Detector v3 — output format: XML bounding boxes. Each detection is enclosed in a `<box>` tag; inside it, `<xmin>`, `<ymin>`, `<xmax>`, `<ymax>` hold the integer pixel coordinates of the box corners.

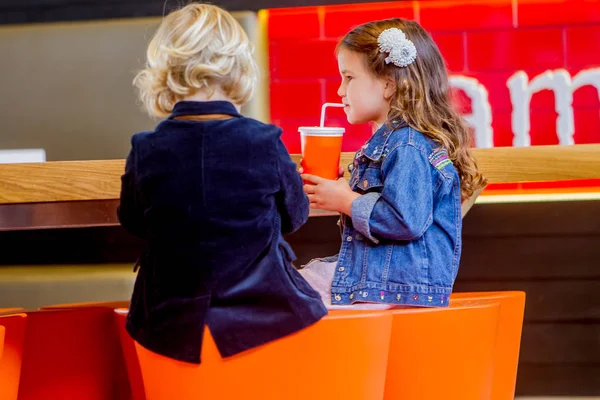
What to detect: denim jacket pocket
<box><xmin>355</xmin><ymin>167</ymin><xmax>384</xmax><ymax>192</ymax></box>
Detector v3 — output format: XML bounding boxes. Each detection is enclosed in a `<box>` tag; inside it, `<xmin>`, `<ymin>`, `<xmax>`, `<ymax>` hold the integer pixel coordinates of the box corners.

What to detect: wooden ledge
<box><xmin>1</xmin><ymin>144</ymin><xmax>600</xmax><ymax>205</ymax></box>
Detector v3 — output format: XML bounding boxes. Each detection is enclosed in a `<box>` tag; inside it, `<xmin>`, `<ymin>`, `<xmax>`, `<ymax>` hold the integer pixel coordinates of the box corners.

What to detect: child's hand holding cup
<box><xmin>299</xmin><ymin>103</ymin><xmax>361</xmax><ymax>214</ymax></box>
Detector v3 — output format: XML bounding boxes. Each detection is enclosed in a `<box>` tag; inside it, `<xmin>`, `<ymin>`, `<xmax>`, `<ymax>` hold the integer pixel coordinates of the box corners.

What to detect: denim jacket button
<box><xmin>346</xmin><ymin>236</ymin><xmax>353</xmax><ymax>242</ymax></box>
<box><xmin>363</xmin><ymin>179</ymin><xmax>368</xmax><ymax>188</ymax></box>
<box><xmin>338</xmin><ymin>266</ymin><xmax>345</xmax><ymax>272</ymax></box>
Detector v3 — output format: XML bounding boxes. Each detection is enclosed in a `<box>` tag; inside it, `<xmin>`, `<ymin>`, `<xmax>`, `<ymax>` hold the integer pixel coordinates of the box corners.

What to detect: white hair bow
<box><xmin>377</xmin><ymin>28</ymin><xmax>417</xmax><ymax>68</ymax></box>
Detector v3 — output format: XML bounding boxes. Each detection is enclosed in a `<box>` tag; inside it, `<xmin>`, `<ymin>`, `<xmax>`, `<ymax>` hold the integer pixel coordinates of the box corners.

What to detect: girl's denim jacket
<box><xmin>328</xmin><ymin>124</ymin><xmax>462</xmax><ymax>307</ymax></box>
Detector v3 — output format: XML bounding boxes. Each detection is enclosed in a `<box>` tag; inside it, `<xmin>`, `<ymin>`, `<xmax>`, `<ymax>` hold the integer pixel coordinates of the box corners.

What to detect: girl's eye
<box><xmin>346</xmin><ymin>76</ymin><xmax>353</xmax><ymax>81</ymax></box>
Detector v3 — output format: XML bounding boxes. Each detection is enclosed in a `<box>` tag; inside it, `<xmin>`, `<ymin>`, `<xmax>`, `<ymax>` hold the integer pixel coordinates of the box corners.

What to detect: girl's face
<box><xmin>336</xmin><ymin>48</ymin><xmax>395</xmax><ymax>127</ymax></box>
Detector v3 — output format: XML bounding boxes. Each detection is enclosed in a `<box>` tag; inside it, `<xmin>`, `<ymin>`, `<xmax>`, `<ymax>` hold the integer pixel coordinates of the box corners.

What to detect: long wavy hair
<box><xmin>337</xmin><ymin>18</ymin><xmax>487</xmax><ymax>200</ymax></box>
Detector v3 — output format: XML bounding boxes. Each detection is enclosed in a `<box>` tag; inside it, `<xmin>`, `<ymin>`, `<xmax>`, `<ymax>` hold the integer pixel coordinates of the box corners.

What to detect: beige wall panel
<box><xmin>0</xmin><ymin>12</ymin><xmax>267</xmax><ymax>161</ymax></box>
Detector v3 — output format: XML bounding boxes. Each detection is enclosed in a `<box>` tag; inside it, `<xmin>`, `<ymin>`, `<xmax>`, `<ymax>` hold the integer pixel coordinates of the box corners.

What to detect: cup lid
<box><xmin>298</xmin><ymin>126</ymin><xmax>345</xmax><ymax>136</ymax></box>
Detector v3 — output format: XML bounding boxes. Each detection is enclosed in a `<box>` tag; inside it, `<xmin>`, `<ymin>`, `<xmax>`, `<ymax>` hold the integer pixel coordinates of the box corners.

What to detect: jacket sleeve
<box><xmin>351</xmin><ymin>144</ymin><xmax>434</xmax><ymax>244</ymax></box>
<box><xmin>275</xmin><ymin>137</ymin><xmax>310</xmax><ymax>234</ymax></box>
<box><xmin>117</xmin><ymin>136</ymin><xmax>147</xmax><ymax>238</ymax></box>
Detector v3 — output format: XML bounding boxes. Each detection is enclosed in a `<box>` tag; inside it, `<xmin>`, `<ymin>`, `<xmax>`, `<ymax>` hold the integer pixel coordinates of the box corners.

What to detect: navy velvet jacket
<box><xmin>118</xmin><ymin>101</ymin><xmax>327</xmax><ymax>363</ymax></box>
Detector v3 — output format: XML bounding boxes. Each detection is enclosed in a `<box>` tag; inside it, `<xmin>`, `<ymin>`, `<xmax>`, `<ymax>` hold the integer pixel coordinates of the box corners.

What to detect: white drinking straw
<box><xmin>320</xmin><ymin>103</ymin><xmax>346</xmax><ymax>127</ymax></box>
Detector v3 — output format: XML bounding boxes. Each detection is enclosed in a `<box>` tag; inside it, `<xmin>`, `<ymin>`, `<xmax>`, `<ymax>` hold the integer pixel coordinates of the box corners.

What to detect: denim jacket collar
<box><xmin>360</xmin><ymin>121</ymin><xmax>406</xmax><ymax>161</ymax></box>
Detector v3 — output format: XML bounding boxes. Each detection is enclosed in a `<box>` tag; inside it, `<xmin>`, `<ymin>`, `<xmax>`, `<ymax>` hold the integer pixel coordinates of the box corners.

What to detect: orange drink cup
<box><xmin>299</xmin><ymin>127</ymin><xmax>345</xmax><ymax>180</ymax></box>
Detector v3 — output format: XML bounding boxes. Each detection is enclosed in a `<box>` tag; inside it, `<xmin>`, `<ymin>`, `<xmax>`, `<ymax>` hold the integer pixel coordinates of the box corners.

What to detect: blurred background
<box><xmin>0</xmin><ymin>0</ymin><xmax>599</xmax><ymax>397</ymax></box>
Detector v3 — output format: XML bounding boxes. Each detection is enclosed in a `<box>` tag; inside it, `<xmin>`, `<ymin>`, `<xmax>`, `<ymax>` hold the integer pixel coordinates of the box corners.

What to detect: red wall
<box><xmin>267</xmin><ymin>0</ymin><xmax>600</xmax><ymax>159</ymax></box>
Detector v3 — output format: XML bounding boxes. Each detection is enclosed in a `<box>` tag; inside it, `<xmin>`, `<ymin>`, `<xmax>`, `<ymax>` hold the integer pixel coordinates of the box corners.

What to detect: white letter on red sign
<box><xmin>449</xmin><ymin>75</ymin><xmax>494</xmax><ymax>148</ymax></box>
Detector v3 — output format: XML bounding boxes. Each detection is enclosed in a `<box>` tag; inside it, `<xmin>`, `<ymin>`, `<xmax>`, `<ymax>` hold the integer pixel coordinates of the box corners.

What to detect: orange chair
<box><xmin>114</xmin><ymin>309</ymin><xmax>146</xmax><ymax>400</ymax></box>
<box><xmin>0</xmin><ymin>326</ymin><xmax>5</xmax><ymax>360</ymax></box>
<box><xmin>0</xmin><ymin>313</ymin><xmax>27</xmax><ymax>400</ymax></box>
<box><xmin>134</xmin><ymin>310</ymin><xmax>393</xmax><ymax>400</ymax></box>
<box><xmin>0</xmin><ymin>308</ymin><xmax>24</xmax><ymax>314</ymax></box>
<box><xmin>450</xmin><ymin>291</ymin><xmax>526</xmax><ymax>400</ymax></box>
<box><xmin>384</xmin><ymin>301</ymin><xmax>500</xmax><ymax>400</ymax></box>
<box><xmin>38</xmin><ymin>302</ymin><xmax>132</xmax><ymax>399</ymax></box>
<box><xmin>41</xmin><ymin>300</ymin><xmax>130</xmax><ymax>310</ymax></box>
<box><xmin>18</xmin><ymin>308</ymin><xmax>129</xmax><ymax>400</ymax></box>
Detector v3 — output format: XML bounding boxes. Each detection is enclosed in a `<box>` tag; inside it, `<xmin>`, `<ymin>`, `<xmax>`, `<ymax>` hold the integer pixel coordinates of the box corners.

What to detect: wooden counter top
<box><xmin>1</xmin><ymin>145</ymin><xmax>599</xmax><ymax>230</ymax></box>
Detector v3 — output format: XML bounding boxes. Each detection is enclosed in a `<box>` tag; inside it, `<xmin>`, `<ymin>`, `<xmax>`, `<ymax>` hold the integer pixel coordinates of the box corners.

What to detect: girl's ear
<box><xmin>383</xmin><ymin>76</ymin><xmax>397</xmax><ymax>100</ymax></box>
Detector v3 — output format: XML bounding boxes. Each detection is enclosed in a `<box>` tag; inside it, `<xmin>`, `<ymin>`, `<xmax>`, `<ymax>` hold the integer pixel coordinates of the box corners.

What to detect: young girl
<box><xmin>118</xmin><ymin>3</ymin><xmax>326</xmax><ymax>364</ymax></box>
<box><xmin>300</xmin><ymin>18</ymin><xmax>487</xmax><ymax>309</ymax></box>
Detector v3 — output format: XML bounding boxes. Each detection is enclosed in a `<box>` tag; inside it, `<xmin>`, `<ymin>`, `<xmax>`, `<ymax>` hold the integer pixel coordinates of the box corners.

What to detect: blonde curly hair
<box><xmin>134</xmin><ymin>3</ymin><xmax>258</xmax><ymax>117</ymax></box>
